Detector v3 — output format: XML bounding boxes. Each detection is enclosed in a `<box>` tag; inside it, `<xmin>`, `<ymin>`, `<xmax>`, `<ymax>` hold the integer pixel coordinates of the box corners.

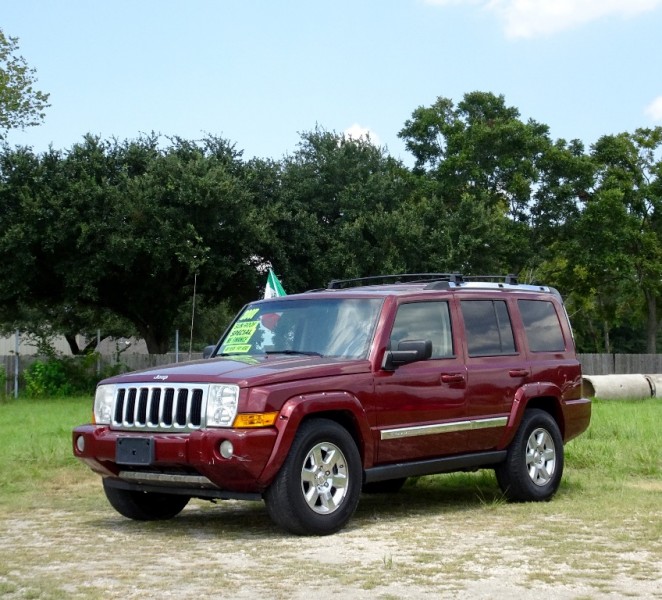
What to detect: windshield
<box><xmin>218</xmin><ymin>298</ymin><xmax>383</xmax><ymax>359</ymax></box>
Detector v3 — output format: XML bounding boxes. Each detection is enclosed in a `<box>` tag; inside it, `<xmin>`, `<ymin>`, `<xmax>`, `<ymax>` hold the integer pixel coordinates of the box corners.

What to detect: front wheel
<box><xmin>264</xmin><ymin>419</ymin><xmax>361</xmax><ymax>535</ymax></box>
<box><xmin>495</xmin><ymin>409</ymin><xmax>564</xmax><ymax>502</ymax></box>
<box><xmin>103</xmin><ymin>479</ymin><xmax>190</xmax><ymax>520</ymax></box>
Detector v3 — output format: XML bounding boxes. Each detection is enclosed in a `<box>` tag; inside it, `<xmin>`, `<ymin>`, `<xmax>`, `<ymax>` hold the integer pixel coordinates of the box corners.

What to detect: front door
<box><xmin>374</xmin><ymin>301</ymin><xmax>469</xmax><ymax>463</ymax></box>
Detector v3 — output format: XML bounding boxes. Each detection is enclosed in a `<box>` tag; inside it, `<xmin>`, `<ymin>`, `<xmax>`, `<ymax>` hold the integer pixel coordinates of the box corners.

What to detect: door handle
<box><xmin>441</xmin><ymin>374</ymin><xmax>465</xmax><ymax>384</ymax></box>
<box><xmin>509</xmin><ymin>369</ymin><xmax>529</xmax><ymax>378</ymax></box>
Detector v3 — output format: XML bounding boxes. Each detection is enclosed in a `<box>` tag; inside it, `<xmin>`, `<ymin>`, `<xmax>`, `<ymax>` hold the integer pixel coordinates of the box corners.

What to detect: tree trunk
<box><xmin>140</xmin><ymin>327</ymin><xmax>171</xmax><ymax>354</ymax></box>
<box><xmin>64</xmin><ymin>333</ymin><xmax>83</xmax><ymax>355</ymax></box>
<box><xmin>603</xmin><ymin>320</ymin><xmax>611</xmax><ymax>354</ymax></box>
<box><xmin>644</xmin><ymin>290</ymin><xmax>657</xmax><ymax>353</ymax></box>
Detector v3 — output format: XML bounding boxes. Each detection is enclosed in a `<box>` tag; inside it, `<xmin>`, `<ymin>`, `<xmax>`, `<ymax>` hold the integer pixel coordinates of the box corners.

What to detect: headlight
<box><xmin>94</xmin><ymin>384</ymin><xmax>116</xmax><ymax>425</ymax></box>
<box><xmin>206</xmin><ymin>384</ymin><xmax>240</xmax><ymax>427</ymax></box>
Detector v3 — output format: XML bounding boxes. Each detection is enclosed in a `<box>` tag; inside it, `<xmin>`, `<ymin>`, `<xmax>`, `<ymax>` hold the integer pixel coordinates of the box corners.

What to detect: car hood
<box><xmin>102</xmin><ymin>354</ymin><xmax>372</xmax><ymax>388</ymax></box>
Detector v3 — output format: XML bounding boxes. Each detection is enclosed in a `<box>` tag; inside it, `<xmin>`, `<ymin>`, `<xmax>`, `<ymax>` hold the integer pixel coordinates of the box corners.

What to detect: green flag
<box><xmin>264</xmin><ymin>268</ymin><xmax>286</xmax><ymax>299</ymax></box>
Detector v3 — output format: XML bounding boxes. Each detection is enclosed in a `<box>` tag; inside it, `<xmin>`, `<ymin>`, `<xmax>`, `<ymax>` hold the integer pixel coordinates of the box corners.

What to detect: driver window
<box><xmin>390</xmin><ymin>302</ymin><xmax>453</xmax><ymax>358</ymax></box>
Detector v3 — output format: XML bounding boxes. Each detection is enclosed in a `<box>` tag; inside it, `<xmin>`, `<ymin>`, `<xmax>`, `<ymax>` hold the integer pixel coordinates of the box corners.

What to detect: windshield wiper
<box><xmin>265</xmin><ymin>350</ymin><xmax>323</xmax><ymax>357</ymax></box>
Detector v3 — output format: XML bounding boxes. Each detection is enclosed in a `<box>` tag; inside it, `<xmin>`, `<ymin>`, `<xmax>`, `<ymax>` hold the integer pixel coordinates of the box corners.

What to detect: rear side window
<box><xmin>461</xmin><ymin>300</ymin><xmax>516</xmax><ymax>356</ymax></box>
<box><xmin>390</xmin><ymin>301</ymin><xmax>453</xmax><ymax>358</ymax></box>
<box><xmin>518</xmin><ymin>300</ymin><xmax>566</xmax><ymax>352</ymax></box>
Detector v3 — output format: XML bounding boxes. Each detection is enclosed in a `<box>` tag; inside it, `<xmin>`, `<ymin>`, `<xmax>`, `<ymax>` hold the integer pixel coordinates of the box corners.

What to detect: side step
<box><xmin>363</xmin><ymin>451</ymin><xmax>507</xmax><ymax>484</ymax></box>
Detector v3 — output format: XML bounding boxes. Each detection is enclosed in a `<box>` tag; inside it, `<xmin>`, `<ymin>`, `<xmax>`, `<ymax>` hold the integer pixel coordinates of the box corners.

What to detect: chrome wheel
<box><xmin>495</xmin><ymin>409</ymin><xmax>564</xmax><ymax>502</ymax></box>
<box><xmin>300</xmin><ymin>441</ymin><xmax>349</xmax><ymax>514</ymax></box>
<box><xmin>526</xmin><ymin>427</ymin><xmax>556</xmax><ymax>486</ymax></box>
<box><xmin>265</xmin><ymin>419</ymin><xmax>361</xmax><ymax>534</ymax></box>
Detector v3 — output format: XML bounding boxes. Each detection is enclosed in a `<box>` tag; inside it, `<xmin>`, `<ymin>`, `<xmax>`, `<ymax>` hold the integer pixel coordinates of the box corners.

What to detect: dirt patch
<box><xmin>1</xmin><ymin>483</ymin><xmax>661</xmax><ymax>599</ymax></box>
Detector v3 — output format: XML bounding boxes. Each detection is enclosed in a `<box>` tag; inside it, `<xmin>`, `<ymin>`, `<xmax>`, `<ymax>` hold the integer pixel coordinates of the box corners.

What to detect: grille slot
<box><xmin>111</xmin><ymin>384</ymin><xmax>206</xmax><ymax>432</ymax></box>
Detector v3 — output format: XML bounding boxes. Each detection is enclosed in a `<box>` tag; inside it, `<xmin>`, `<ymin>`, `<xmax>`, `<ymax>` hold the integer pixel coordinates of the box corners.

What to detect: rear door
<box><xmin>458</xmin><ymin>296</ymin><xmax>530</xmax><ymax>451</ymax></box>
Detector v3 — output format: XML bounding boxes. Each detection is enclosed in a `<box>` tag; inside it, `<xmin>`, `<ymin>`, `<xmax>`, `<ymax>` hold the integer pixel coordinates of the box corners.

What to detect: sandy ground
<box><xmin>1</xmin><ymin>480</ymin><xmax>661</xmax><ymax>600</ymax></box>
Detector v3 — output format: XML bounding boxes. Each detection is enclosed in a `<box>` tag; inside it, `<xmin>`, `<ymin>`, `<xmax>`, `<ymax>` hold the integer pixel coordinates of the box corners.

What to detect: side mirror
<box><xmin>382</xmin><ymin>339</ymin><xmax>432</xmax><ymax>371</ymax></box>
<box><xmin>203</xmin><ymin>345</ymin><xmax>216</xmax><ymax>359</ymax></box>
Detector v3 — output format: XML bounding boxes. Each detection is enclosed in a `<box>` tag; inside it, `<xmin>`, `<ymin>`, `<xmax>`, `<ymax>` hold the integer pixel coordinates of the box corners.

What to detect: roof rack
<box><xmin>457</xmin><ymin>274</ymin><xmax>519</xmax><ymax>285</ymax></box>
<box><xmin>327</xmin><ymin>273</ymin><xmax>519</xmax><ymax>290</ymax></box>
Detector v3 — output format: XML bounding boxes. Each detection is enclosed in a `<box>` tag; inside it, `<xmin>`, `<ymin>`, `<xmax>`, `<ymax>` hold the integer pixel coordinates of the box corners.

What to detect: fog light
<box><xmin>75</xmin><ymin>435</ymin><xmax>85</xmax><ymax>453</ymax></box>
<box><xmin>219</xmin><ymin>440</ymin><xmax>234</xmax><ymax>459</ymax></box>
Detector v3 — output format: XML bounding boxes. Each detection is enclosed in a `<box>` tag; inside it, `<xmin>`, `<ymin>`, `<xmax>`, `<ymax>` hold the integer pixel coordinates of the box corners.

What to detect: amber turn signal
<box><xmin>233</xmin><ymin>412</ymin><xmax>278</xmax><ymax>428</ymax></box>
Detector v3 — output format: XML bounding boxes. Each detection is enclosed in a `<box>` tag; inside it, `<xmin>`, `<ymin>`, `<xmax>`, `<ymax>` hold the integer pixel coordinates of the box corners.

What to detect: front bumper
<box><xmin>72</xmin><ymin>424</ymin><xmax>279</xmax><ymax>495</ymax></box>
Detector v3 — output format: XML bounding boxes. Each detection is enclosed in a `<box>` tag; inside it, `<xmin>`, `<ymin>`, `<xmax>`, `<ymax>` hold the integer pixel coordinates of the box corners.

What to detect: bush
<box><xmin>0</xmin><ymin>365</ymin><xmax>7</xmax><ymax>397</ymax></box>
<box><xmin>22</xmin><ymin>354</ymin><xmax>122</xmax><ymax>398</ymax></box>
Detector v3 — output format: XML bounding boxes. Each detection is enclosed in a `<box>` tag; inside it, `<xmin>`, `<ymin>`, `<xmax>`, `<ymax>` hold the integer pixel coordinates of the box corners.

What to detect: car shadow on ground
<box><xmin>84</xmin><ymin>473</ymin><xmax>507</xmax><ymax>539</ymax></box>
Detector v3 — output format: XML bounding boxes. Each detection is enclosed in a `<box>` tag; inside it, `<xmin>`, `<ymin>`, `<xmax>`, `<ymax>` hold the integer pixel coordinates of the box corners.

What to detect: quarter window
<box><xmin>461</xmin><ymin>300</ymin><xmax>516</xmax><ymax>356</ymax></box>
<box><xmin>518</xmin><ymin>300</ymin><xmax>566</xmax><ymax>352</ymax></box>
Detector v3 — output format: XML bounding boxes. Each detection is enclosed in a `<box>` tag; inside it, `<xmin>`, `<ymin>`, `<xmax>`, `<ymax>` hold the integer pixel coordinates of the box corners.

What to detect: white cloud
<box><xmin>344</xmin><ymin>124</ymin><xmax>381</xmax><ymax>145</ymax></box>
<box><xmin>424</xmin><ymin>0</ymin><xmax>662</xmax><ymax>39</ymax></box>
<box><xmin>645</xmin><ymin>96</ymin><xmax>662</xmax><ymax>121</ymax></box>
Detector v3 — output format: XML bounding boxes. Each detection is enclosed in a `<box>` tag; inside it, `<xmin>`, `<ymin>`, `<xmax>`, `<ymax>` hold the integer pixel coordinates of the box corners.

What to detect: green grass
<box><xmin>0</xmin><ymin>396</ymin><xmax>93</xmax><ymax>506</ymax></box>
<box><xmin>0</xmin><ymin>396</ymin><xmax>660</xmax><ymax>599</ymax></box>
<box><xmin>1</xmin><ymin>396</ymin><xmax>660</xmax><ymax>505</ymax></box>
<box><xmin>566</xmin><ymin>398</ymin><xmax>661</xmax><ymax>478</ymax></box>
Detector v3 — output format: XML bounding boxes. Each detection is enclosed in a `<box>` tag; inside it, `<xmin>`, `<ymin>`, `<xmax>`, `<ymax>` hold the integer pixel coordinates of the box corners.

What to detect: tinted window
<box><xmin>518</xmin><ymin>300</ymin><xmax>566</xmax><ymax>352</ymax></box>
<box><xmin>390</xmin><ymin>302</ymin><xmax>453</xmax><ymax>358</ymax></box>
<box><xmin>461</xmin><ymin>300</ymin><xmax>516</xmax><ymax>356</ymax></box>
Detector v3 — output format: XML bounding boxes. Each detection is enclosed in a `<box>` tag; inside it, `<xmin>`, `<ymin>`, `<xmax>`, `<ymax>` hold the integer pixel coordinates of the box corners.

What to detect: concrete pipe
<box><xmin>582</xmin><ymin>374</ymin><xmax>653</xmax><ymax>400</ymax></box>
<box><xmin>644</xmin><ymin>375</ymin><xmax>662</xmax><ymax>397</ymax></box>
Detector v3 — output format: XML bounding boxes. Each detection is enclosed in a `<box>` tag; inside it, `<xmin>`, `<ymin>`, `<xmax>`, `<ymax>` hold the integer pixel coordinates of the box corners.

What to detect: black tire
<box><xmin>102</xmin><ymin>479</ymin><xmax>190</xmax><ymax>521</ymax></box>
<box><xmin>362</xmin><ymin>478</ymin><xmax>407</xmax><ymax>494</ymax></box>
<box><xmin>264</xmin><ymin>419</ymin><xmax>362</xmax><ymax>536</ymax></box>
<box><xmin>495</xmin><ymin>409</ymin><xmax>564</xmax><ymax>502</ymax></box>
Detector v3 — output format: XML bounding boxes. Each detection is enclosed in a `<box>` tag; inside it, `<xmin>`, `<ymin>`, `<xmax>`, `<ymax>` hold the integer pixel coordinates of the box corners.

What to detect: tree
<box><xmin>264</xmin><ymin>128</ymin><xmax>416</xmax><ymax>290</ymax></box>
<box><xmin>0</xmin><ymin>28</ymin><xmax>49</xmax><ymax>138</ymax></box>
<box><xmin>398</xmin><ymin>92</ymin><xmax>556</xmax><ymax>274</ymax></box>
<box><xmin>0</xmin><ymin>135</ymin><xmax>267</xmax><ymax>353</ymax></box>
<box><xmin>538</xmin><ymin>128</ymin><xmax>662</xmax><ymax>352</ymax></box>
<box><xmin>591</xmin><ymin>128</ymin><xmax>662</xmax><ymax>352</ymax></box>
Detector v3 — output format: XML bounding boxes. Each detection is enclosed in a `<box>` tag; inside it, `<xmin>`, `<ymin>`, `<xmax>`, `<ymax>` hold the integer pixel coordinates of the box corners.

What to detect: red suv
<box><xmin>73</xmin><ymin>274</ymin><xmax>591</xmax><ymax>535</ymax></box>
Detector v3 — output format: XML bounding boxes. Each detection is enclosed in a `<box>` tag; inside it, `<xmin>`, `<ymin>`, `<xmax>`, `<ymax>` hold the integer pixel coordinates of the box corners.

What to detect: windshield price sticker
<box><xmin>223</xmin><ymin>320</ymin><xmax>260</xmax><ymax>352</ymax></box>
<box><xmin>225</xmin><ymin>320</ymin><xmax>259</xmax><ymax>342</ymax></box>
<box><xmin>222</xmin><ymin>344</ymin><xmax>252</xmax><ymax>354</ymax></box>
<box><xmin>240</xmin><ymin>308</ymin><xmax>260</xmax><ymax>321</ymax></box>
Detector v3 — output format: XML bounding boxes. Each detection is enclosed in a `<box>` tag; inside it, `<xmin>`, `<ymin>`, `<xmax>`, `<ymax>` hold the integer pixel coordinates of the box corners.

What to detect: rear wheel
<box><xmin>264</xmin><ymin>419</ymin><xmax>361</xmax><ymax>535</ymax></box>
<box><xmin>103</xmin><ymin>479</ymin><xmax>190</xmax><ymax>520</ymax></box>
<box><xmin>495</xmin><ymin>409</ymin><xmax>564</xmax><ymax>502</ymax></box>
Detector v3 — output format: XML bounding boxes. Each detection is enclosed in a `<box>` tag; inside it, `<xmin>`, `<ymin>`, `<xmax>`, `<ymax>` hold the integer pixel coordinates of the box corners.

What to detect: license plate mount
<box><xmin>116</xmin><ymin>437</ymin><xmax>154</xmax><ymax>466</ymax></box>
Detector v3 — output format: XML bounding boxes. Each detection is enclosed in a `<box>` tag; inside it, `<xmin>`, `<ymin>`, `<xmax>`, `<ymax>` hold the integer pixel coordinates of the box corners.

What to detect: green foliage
<box><xmin>268</xmin><ymin>128</ymin><xmax>416</xmax><ymax>290</ymax></box>
<box><xmin>1</xmin><ymin>91</ymin><xmax>662</xmax><ymax>353</ymax></box>
<box><xmin>24</xmin><ymin>360</ymin><xmax>73</xmax><ymax>397</ymax></box>
<box><xmin>22</xmin><ymin>354</ymin><xmax>118</xmax><ymax>398</ymax></box>
<box><xmin>0</xmin><ymin>135</ymin><xmax>266</xmax><ymax>352</ymax></box>
<box><xmin>398</xmin><ymin>92</ymin><xmax>559</xmax><ymax>274</ymax></box>
<box><xmin>0</xmin><ymin>28</ymin><xmax>50</xmax><ymax>138</ymax></box>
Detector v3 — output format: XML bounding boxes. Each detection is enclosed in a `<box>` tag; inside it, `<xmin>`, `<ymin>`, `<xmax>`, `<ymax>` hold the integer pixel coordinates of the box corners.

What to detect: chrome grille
<box><xmin>111</xmin><ymin>384</ymin><xmax>206</xmax><ymax>432</ymax></box>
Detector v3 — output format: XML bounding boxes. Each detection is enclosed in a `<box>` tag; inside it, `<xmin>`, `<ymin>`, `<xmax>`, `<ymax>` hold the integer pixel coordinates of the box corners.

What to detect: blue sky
<box><xmin>3</xmin><ymin>0</ymin><xmax>662</xmax><ymax>164</ymax></box>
